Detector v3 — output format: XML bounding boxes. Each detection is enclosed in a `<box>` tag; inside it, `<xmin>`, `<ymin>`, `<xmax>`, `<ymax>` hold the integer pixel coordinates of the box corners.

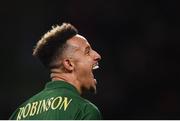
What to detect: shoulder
<box><xmin>78</xmin><ymin>99</ymin><xmax>102</xmax><ymax>120</ymax></box>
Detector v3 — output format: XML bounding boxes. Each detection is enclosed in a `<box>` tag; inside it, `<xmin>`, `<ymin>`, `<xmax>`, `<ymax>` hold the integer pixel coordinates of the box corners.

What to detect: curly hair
<box><xmin>33</xmin><ymin>23</ymin><xmax>78</xmax><ymax>68</ymax></box>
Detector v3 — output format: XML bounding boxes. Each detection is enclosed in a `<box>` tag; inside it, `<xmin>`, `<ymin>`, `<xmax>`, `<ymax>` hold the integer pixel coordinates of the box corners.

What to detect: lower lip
<box><xmin>94</xmin><ymin>79</ymin><xmax>97</xmax><ymax>84</ymax></box>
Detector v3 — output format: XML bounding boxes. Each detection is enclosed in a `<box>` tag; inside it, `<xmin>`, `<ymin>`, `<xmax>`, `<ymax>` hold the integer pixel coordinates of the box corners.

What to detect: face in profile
<box><xmin>67</xmin><ymin>34</ymin><xmax>101</xmax><ymax>93</ymax></box>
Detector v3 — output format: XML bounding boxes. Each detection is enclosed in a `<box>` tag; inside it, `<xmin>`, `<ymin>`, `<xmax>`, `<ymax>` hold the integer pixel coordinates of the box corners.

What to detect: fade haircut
<box><xmin>33</xmin><ymin>23</ymin><xmax>78</xmax><ymax>68</ymax></box>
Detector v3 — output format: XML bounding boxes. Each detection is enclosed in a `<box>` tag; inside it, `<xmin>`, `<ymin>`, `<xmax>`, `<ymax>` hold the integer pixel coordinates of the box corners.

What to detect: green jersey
<box><xmin>9</xmin><ymin>80</ymin><xmax>102</xmax><ymax>120</ymax></box>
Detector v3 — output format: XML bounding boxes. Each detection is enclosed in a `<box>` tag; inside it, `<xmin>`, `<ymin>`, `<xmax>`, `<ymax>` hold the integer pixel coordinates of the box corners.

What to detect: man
<box><xmin>9</xmin><ymin>23</ymin><xmax>102</xmax><ymax>120</ymax></box>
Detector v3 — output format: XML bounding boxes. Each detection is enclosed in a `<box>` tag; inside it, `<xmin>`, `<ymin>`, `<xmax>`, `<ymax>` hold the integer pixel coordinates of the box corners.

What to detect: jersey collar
<box><xmin>45</xmin><ymin>80</ymin><xmax>80</xmax><ymax>96</ymax></box>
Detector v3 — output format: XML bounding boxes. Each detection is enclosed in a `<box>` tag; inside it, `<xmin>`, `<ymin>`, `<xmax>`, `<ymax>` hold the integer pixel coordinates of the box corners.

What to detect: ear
<box><xmin>62</xmin><ymin>58</ymin><xmax>74</xmax><ymax>72</ymax></box>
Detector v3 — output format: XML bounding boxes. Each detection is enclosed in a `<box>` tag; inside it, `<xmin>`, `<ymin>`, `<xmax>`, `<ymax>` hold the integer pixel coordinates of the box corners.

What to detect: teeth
<box><xmin>93</xmin><ymin>63</ymin><xmax>99</xmax><ymax>70</ymax></box>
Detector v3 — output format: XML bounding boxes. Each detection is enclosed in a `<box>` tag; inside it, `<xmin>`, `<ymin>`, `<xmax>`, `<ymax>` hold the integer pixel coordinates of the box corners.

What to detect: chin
<box><xmin>89</xmin><ymin>83</ymin><xmax>97</xmax><ymax>94</ymax></box>
<box><xmin>82</xmin><ymin>84</ymin><xmax>96</xmax><ymax>94</ymax></box>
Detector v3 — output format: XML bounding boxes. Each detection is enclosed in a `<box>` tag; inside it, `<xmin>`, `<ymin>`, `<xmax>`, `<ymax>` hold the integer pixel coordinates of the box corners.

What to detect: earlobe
<box><xmin>63</xmin><ymin>59</ymin><xmax>74</xmax><ymax>72</ymax></box>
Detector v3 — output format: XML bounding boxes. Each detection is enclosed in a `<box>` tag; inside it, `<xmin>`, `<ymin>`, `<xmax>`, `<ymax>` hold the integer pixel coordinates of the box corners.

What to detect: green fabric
<box><xmin>9</xmin><ymin>81</ymin><xmax>102</xmax><ymax>120</ymax></box>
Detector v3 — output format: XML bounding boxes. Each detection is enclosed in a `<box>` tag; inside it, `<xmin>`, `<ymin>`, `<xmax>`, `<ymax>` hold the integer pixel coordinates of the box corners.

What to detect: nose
<box><xmin>93</xmin><ymin>50</ymin><xmax>101</xmax><ymax>61</ymax></box>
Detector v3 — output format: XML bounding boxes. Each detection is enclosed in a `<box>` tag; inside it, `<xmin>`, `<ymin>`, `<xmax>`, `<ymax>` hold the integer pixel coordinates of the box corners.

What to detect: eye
<box><xmin>85</xmin><ymin>49</ymin><xmax>90</xmax><ymax>55</ymax></box>
<box><xmin>85</xmin><ymin>47</ymin><xmax>91</xmax><ymax>55</ymax></box>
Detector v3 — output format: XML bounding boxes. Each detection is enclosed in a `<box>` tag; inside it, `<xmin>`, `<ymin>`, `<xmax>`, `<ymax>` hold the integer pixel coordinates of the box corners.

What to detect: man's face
<box><xmin>67</xmin><ymin>34</ymin><xmax>101</xmax><ymax>93</ymax></box>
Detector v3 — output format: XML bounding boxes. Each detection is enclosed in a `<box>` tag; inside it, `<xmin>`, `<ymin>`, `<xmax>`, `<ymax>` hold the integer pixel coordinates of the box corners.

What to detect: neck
<box><xmin>50</xmin><ymin>72</ymin><xmax>82</xmax><ymax>94</ymax></box>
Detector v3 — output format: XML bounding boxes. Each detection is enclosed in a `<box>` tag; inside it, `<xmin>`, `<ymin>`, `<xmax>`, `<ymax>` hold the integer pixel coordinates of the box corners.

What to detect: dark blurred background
<box><xmin>1</xmin><ymin>0</ymin><xmax>180</xmax><ymax>119</ymax></box>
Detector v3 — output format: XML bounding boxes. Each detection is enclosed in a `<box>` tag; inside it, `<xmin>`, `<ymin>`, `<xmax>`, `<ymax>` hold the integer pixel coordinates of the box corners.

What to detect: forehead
<box><xmin>67</xmin><ymin>34</ymin><xmax>90</xmax><ymax>48</ymax></box>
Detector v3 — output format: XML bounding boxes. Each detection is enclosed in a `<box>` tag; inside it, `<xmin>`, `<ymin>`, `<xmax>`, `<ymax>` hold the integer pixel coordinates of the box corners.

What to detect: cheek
<box><xmin>77</xmin><ymin>58</ymin><xmax>91</xmax><ymax>69</ymax></box>
<box><xmin>77</xmin><ymin>62</ymin><xmax>91</xmax><ymax>74</ymax></box>
<box><xmin>75</xmin><ymin>61</ymin><xmax>92</xmax><ymax>78</ymax></box>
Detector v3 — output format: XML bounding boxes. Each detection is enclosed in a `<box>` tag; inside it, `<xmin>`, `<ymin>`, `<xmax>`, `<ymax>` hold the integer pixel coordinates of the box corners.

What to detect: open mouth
<box><xmin>92</xmin><ymin>63</ymin><xmax>99</xmax><ymax>82</ymax></box>
<box><xmin>92</xmin><ymin>63</ymin><xmax>99</xmax><ymax>70</ymax></box>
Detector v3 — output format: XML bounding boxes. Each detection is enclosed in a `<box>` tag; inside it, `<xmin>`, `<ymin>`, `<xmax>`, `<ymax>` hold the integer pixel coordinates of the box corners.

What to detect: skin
<box><xmin>50</xmin><ymin>34</ymin><xmax>101</xmax><ymax>94</ymax></box>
